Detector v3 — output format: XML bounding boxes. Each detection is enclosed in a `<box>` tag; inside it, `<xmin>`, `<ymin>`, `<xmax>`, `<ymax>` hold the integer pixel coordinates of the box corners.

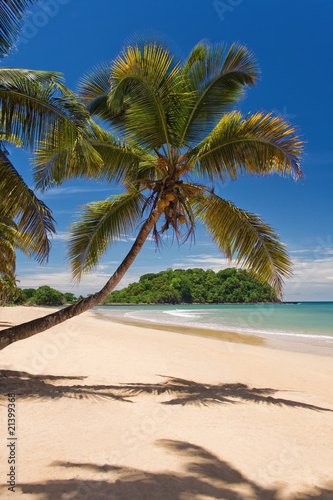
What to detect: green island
<box><xmin>104</xmin><ymin>267</ymin><xmax>278</xmax><ymax>305</ymax></box>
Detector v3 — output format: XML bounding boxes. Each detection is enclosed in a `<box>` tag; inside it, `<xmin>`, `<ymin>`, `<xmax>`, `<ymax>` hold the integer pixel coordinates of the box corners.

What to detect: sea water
<box><xmin>94</xmin><ymin>302</ymin><xmax>333</xmax><ymax>342</ymax></box>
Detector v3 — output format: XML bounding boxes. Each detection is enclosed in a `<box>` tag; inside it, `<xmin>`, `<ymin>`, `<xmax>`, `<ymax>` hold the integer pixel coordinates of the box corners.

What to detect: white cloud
<box><xmin>50</xmin><ymin>231</ymin><xmax>69</xmax><ymax>241</ymax></box>
<box><xmin>290</xmin><ymin>256</ymin><xmax>333</xmax><ymax>283</ymax></box>
<box><xmin>34</xmin><ymin>186</ymin><xmax>111</xmax><ymax>198</ymax></box>
<box><xmin>173</xmin><ymin>254</ymin><xmax>238</xmax><ymax>271</ymax></box>
<box><xmin>290</xmin><ymin>248</ymin><xmax>333</xmax><ymax>256</ymax></box>
<box><xmin>48</xmin><ymin>232</ymin><xmax>137</xmax><ymax>244</ymax></box>
<box><xmin>115</xmin><ymin>235</ymin><xmax>137</xmax><ymax>242</ymax></box>
<box><xmin>289</xmin><ymin>236</ymin><xmax>333</xmax><ymax>256</ymax></box>
<box><xmin>289</xmin><ymin>249</ymin><xmax>312</xmax><ymax>254</ymax></box>
<box><xmin>277</xmin><ymin>254</ymin><xmax>333</xmax><ymax>300</ymax></box>
<box><xmin>19</xmin><ymin>269</ymin><xmax>109</xmax><ymax>294</ymax></box>
<box><xmin>18</xmin><ymin>264</ymin><xmax>142</xmax><ymax>295</ymax></box>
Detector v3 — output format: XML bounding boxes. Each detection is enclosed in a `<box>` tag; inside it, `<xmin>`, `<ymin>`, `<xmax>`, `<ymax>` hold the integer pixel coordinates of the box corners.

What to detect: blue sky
<box><xmin>4</xmin><ymin>0</ymin><xmax>333</xmax><ymax>300</ymax></box>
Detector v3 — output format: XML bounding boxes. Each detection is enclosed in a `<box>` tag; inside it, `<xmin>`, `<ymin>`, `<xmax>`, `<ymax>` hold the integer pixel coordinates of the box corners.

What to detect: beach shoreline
<box><xmin>93</xmin><ymin>307</ymin><xmax>333</xmax><ymax>357</ymax></box>
<box><xmin>2</xmin><ymin>303</ymin><xmax>333</xmax><ymax>357</ymax></box>
<box><xmin>0</xmin><ymin>306</ymin><xmax>332</xmax><ymax>499</ymax></box>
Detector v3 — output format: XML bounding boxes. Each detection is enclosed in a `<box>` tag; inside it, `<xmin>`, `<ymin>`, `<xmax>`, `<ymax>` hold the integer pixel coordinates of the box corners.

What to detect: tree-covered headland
<box><xmin>104</xmin><ymin>268</ymin><xmax>278</xmax><ymax>304</ymax></box>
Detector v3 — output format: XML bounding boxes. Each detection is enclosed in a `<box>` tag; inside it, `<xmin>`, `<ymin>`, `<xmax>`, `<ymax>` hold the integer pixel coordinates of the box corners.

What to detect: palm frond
<box><xmin>0</xmin><ymin>150</ymin><xmax>55</xmax><ymax>262</ymax></box>
<box><xmin>0</xmin><ymin>213</ymin><xmax>36</xmax><ymax>278</ymax></box>
<box><xmin>0</xmin><ymin>216</ymin><xmax>33</xmax><ymax>256</ymax></box>
<box><xmin>0</xmin><ymin>227</ymin><xmax>16</xmax><ymax>278</ymax></box>
<box><xmin>178</xmin><ymin>42</ymin><xmax>259</xmax><ymax>147</ymax></box>
<box><xmin>192</xmin><ymin>193</ymin><xmax>292</xmax><ymax>295</ymax></box>
<box><xmin>32</xmin><ymin>121</ymin><xmax>104</xmax><ymax>191</ymax></box>
<box><xmin>77</xmin><ymin>62</ymin><xmax>113</xmax><ymax>121</ymax></box>
<box><xmin>0</xmin><ymin>67</ymin><xmax>66</xmax><ymax>88</ymax></box>
<box><xmin>33</xmin><ymin>120</ymin><xmax>158</xmax><ymax>190</ymax></box>
<box><xmin>0</xmin><ymin>0</ymin><xmax>36</xmax><ymax>58</ymax></box>
<box><xmin>188</xmin><ymin>111</ymin><xmax>304</xmax><ymax>183</ymax></box>
<box><xmin>68</xmin><ymin>190</ymin><xmax>147</xmax><ymax>280</ymax></box>
<box><xmin>79</xmin><ymin>44</ymin><xmax>184</xmax><ymax>153</ymax></box>
<box><xmin>87</xmin><ymin>121</ymin><xmax>158</xmax><ymax>185</ymax></box>
<box><xmin>0</xmin><ymin>70</ymin><xmax>88</xmax><ymax>149</ymax></box>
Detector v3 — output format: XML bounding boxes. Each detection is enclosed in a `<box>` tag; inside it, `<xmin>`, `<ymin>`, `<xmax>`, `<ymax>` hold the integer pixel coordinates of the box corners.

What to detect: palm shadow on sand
<box><xmin>0</xmin><ymin>371</ymin><xmax>332</xmax><ymax>411</ymax></box>
<box><xmin>111</xmin><ymin>376</ymin><xmax>333</xmax><ymax>412</ymax></box>
<box><xmin>4</xmin><ymin>440</ymin><xmax>332</xmax><ymax>499</ymax></box>
<box><xmin>0</xmin><ymin>369</ymin><xmax>131</xmax><ymax>402</ymax></box>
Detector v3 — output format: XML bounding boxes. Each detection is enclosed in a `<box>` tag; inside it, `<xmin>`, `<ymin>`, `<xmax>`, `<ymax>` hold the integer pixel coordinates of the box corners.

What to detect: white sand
<box><xmin>0</xmin><ymin>306</ymin><xmax>332</xmax><ymax>499</ymax></box>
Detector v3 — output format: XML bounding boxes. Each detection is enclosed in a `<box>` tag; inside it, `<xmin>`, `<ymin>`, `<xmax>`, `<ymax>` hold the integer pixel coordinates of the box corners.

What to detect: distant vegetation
<box><xmin>1</xmin><ymin>268</ymin><xmax>278</xmax><ymax>306</ymax></box>
<box><xmin>19</xmin><ymin>287</ymin><xmax>84</xmax><ymax>306</ymax></box>
<box><xmin>104</xmin><ymin>268</ymin><xmax>279</xmax><ymax>304</ymax></box>
<box><xmin>0</xmin><ymin>283</ymin><xmax>84</xmax><ymax>307</ymax></box>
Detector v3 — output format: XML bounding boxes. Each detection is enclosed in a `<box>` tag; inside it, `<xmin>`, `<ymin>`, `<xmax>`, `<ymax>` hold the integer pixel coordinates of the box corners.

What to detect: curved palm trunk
<box><xmin>0</xmin><ymin>206</ymin><xmax>162</xmax><ymax>350</ymax></box>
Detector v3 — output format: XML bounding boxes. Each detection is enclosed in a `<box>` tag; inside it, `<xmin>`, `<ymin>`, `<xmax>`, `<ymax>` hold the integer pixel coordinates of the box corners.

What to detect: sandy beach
<box><xmin>0</xmin><ymin>306</ymin><xmax>332</xmax><ymax>499</ymax></box>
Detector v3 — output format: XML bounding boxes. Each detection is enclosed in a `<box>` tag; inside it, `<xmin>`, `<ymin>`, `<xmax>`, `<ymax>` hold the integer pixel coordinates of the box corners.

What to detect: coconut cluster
<box><xmin>159</xmin><ymin>191</ymin><xmax>186</xmax><ymax>230</ymax></box>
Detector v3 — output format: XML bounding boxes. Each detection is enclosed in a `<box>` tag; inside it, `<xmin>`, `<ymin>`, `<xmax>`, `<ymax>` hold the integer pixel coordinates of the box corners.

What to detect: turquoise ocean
<box><xmin>95</xmin><ymin>302</ymin><xmax>333</xmax><ymax>343</ymax></box>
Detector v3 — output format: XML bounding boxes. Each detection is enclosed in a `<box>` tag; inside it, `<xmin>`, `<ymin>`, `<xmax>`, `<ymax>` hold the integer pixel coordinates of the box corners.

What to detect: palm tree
<box><xmin>0</xmin><ymin>42</ymin><xmax>304</xmax><ymax>349</ymax></box>
<box><xmin>0</xmin><ymin>1</ymin><xmax>88</xmax><ymax>287</ymax></box>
